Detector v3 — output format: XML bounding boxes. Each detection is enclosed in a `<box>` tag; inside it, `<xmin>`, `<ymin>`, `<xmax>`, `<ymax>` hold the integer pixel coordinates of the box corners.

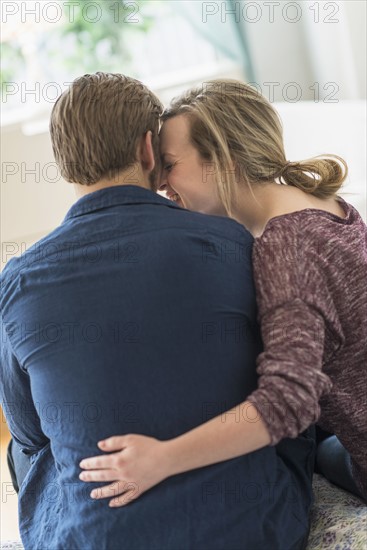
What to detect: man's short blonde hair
<box><xmin>50</xmin><ymin>72</ymin><xmax>163</xmax><ymax>185</ymax></box>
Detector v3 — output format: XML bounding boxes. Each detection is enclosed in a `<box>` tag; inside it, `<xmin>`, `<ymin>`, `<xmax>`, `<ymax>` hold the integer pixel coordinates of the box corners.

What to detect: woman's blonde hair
<box><xmin>162</xmin><ymin>79</ymin><xmax>348</xmax><ymax>216</ymax></box>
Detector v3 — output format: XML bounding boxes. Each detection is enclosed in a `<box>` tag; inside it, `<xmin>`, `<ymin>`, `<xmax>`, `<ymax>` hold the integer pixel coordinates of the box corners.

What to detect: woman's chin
<box><xmin>172</xmin><ymin>197</ymin><xmax>184</xmax><ymax>208</ymax></box>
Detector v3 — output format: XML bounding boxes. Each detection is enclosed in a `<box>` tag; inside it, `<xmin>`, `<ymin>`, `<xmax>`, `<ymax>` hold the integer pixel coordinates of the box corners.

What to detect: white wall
<box><xmin>241</xmin><ymin>1</ymin><xmax>314</xmax><ymax>101</ymax></box>
<box><xmin>1</xmin><ymin>123</ymin><xmax>75</xmax><ymax>269</ymax></box>
<box><xmin>343</xmin><ymin>0</ymin><xmax>367</xmax><ymax>98</ymax></box>
<box><xmin>241</xmin><ymin>0</ymin><xmax>365</xmax><ymax>102</ymax></box>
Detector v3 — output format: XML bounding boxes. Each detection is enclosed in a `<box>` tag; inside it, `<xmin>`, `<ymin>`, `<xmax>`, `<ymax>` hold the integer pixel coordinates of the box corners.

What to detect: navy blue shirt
<box><xmin>1</xmin><ymin>185</ymin><xmax>314</xmax><ymax>549</ymax></box>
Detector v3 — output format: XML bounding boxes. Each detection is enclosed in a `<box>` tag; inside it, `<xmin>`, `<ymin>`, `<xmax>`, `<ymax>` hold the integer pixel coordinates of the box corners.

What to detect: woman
<box><xmin>80</xmin><ymin>79</ymin><xmax>367</xmax><ymax>506</ymax></box>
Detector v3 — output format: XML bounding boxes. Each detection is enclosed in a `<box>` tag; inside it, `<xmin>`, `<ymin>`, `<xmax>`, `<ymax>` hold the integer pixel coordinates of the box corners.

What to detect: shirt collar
<box><xmin>63</xmin><ymin>185</ymin><xmax>182</xmax><ymax>222</ymax></box>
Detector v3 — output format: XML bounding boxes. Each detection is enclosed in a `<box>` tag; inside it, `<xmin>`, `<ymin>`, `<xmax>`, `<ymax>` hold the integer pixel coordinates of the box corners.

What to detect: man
<box><xmin>1</xmin><ymin>73</ymin><xmax>314</xmax><ymax>549</ymax></box>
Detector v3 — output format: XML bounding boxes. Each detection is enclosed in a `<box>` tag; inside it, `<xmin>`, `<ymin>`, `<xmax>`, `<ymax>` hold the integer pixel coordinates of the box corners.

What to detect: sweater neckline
<box><xmin>256</xmin><ymin>197</ymin><xmax>354</xmax><ymax>240</ymax></box>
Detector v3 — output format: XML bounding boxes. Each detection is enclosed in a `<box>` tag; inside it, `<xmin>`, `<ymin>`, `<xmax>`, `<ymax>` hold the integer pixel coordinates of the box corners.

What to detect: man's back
<box><xmin>1</xmin><ymin>186</ymin><xmax>314</xmax><ymax>550</ymax></box>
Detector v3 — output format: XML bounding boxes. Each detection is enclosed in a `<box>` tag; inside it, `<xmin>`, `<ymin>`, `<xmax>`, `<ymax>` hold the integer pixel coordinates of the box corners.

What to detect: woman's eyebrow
<box><xmin>161</xmin><ymin>152</ymin><xmax>176</xmax><ymax>159</ymax></box>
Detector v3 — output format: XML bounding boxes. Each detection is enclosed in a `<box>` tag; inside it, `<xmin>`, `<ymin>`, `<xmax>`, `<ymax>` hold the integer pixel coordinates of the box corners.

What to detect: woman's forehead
<box><xmin>160</xmin><ymin>115</ymin><xmax>190</xmax><ymax>146</ymax></box>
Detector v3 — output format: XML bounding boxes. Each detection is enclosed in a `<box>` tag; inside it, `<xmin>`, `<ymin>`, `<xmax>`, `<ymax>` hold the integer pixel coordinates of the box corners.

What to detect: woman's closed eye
<box><xmin>164</xmin><ymin>163</ymin><xmax>173</xmax><ymax>172</ymax></box>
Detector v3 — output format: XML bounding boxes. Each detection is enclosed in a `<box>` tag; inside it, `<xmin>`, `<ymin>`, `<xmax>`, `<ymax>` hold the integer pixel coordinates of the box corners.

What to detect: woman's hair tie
<box><xmin>277</xmin><ymin>161</ymin><xmax>292</xmax><ymax>180</ymax></box>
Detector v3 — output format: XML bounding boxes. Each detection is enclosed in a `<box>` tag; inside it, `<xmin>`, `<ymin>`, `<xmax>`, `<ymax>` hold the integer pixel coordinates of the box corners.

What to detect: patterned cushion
<box><xmin>1</xmin><ymin>475</ymin><xmax>366</xmax><ymax>550</ymax></box>
<box><xmin>307</xmin><ymin>474</ymin><xmax>367</xmax><ymax>550</ymax></box>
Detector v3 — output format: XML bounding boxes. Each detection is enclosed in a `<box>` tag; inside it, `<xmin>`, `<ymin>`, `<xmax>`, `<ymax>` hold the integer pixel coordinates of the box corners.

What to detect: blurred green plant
<box><xmin>1</xmin><ymin>0</ymin><xmax>156</xmax><ymax>101</ymax></box>
<box><xmin>57</xmin><ymin>0</ymin><xmax>154</xmax><ymax>74</ymax></box>
<box><xmin>0</xmin><ymin>41</ymin><xmax>25</xmax><ymax>93</ymax></box>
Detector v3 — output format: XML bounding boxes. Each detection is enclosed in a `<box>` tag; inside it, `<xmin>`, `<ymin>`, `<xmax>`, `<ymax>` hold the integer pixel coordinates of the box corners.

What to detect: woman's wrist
<box><xmin>160</xmin><ymin>438</ymin><xmax>181</xmax><ymax>478</ymax></box>
<box><xmin>157</xmin><ymin>401</ymin><xmax>272</xmax><ymax>482</ymax></box>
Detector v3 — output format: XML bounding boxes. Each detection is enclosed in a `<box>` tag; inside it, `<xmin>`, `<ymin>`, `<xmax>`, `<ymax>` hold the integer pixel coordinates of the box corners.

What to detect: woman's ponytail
<box><xmin>279</xmin><ymin>155</ymin><xmax>348</xmax><ymax>199</ymax></box>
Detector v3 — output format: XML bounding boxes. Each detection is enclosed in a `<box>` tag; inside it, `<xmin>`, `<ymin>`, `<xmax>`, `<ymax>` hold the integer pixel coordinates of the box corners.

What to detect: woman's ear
<box><xmin>138</xmin><ymin>131</ymin><xmax>155</xmax><ymax>173</ymax></box>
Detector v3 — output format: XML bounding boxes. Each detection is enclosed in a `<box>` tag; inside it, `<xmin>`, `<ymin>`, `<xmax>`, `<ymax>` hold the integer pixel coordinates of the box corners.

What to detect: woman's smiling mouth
<box><xmin>167</xmin><ymin>193</ymin><xmax>181</xmax><ymax>203</ymax></box>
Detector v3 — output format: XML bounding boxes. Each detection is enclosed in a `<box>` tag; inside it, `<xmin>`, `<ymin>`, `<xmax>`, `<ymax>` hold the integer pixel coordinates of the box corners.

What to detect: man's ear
<box><xmin>138</xmin><ymin>131</ymin><xmax>155</xmax><ymax>173</ymax></box>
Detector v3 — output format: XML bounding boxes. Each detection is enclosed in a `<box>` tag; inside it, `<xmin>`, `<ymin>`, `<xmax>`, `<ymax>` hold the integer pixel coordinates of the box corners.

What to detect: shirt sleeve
<box><xmin>0</xmin><ymin>313</ymin><xmax>49</xmax><ymax>454</ymax></box>
<box><xmin>247</xmin><ymin>219</ymin><xmax>340</xmax><ymax>445</ymax></box>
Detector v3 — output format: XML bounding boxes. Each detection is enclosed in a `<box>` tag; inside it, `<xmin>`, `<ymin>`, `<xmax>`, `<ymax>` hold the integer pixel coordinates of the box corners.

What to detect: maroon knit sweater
<box><xmin>247</xmin><ymin>198</ymin><xmax>367</xmax><ymax>499</ymax></box>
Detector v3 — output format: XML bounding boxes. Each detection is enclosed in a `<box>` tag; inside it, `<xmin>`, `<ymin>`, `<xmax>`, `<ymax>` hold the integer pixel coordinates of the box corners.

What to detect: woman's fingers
<box><xmin>90</xmin><ymin>481</ymin><xmax>139</xmax><ymax>503</ymax></box>
<box><xmin>98</xmin><ymin>435</ymin><xmax>128</xmax><ymax>451</ymax></box>
<box><xmin>80</xmin><ymin>435</ymin><xmax>130</xmax><ymax>470</ymax></box>
<box><xmin>79</xmin><ymin>469</ymin><xmax>118</xmax><ymax>482</ymax></box>
<box><xmin>80</xmin><ymin>449</ymin><xmax>124</xmax><ymax>470</ymax></box>
<box><xmin>109</xmin><ymin>487</ymin><xmax>139</xmax><ymax>508</ymax></box>
<box><xmin>79</xmin><ymin>455</ymin><xmax>114</xmax><ymax>470</ymax></box>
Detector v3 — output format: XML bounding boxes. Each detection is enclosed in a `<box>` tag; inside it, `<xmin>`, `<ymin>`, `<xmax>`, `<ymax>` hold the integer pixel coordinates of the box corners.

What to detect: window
<box><xmin>1</xmin><ymin>0</ymin><xmax>244</xmax><ymax>127</ymax></box>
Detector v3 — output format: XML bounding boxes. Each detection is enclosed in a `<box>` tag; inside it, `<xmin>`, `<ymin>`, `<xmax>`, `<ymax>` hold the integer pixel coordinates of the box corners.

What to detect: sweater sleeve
<box><xmin>247</xmin><ymin>218</ymin><xmax>339</xmax><ymax>445</ymax></box>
